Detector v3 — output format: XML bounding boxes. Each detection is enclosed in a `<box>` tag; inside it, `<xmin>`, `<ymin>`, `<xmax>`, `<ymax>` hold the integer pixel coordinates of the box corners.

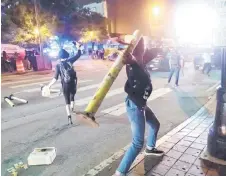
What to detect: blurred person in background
<box><xmin>2</xmin><ymin>51</ymin><xmax>13</xmax><ymax>72</ymax></box>
<box><xmin>202</xmin><ymin>51</ymin><xmax>212</xmax><ymax>76</ymax></box>
<box><xmin>100</xmin><ymin>48</ymin><xmax>105</xmax><ymax>60</ymax></box>
<box><xmin>10</xmin><ymin>52</ymin><xmax>18</xmax><ymax>71</ymax></box>
<box><xmin>167</xmin><ymin>48</ymin><xmax>182</xmax><ymax>86</ymax></box>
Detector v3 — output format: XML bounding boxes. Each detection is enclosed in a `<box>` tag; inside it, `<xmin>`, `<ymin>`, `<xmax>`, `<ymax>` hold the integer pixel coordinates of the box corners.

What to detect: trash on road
<box><xmin>7</xmin><ymin>161</ymin><xmax>28</xmax><ymax>176</ymax></box>
<box><xmin>9</xmin><ymin>94</ymin><xmax>28</xmax><ymax>104</ymax></box>
<box><xmin>27</xmin><ymin>147</ymin><xmax>56</xmax><ymax>166</ymax></box>
<box><xmin>4</xmin><ymin>94</ymin><xmax>28</xmax><ymax>107</ymax></box>
<box><xmin>41</xmin><ymin>85</ymin><xmax>61</xmax><ymax>97</ymax></box>
<box><xmin>4</xmin><ymin>97</ymin><xmax>15</xmax><ymax>107</ymax></box>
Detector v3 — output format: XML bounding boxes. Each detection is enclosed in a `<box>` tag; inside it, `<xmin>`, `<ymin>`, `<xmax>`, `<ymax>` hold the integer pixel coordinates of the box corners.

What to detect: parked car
<box><xmin>147</xmin><ymin>54</ymin><xmax>170</xmax><ymax>71</ymax></box>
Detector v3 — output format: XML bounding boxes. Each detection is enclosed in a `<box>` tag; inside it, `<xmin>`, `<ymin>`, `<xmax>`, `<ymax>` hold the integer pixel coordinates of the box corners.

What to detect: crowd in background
<box><xmin>1</xmin><ymin>51</ymin><xmax>17</xmax><ymax>73</ymax></box>
<box><xmin>1</xmin><ymin>50</ymin><xmax>39</xmax><ymax>73</ymax></box>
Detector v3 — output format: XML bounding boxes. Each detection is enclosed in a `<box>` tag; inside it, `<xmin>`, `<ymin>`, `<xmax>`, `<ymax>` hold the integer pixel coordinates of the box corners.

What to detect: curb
<box><xmin>84</xmin><ymin>95</ymin><xmax>215</xmax><ymax>176</ymax></box>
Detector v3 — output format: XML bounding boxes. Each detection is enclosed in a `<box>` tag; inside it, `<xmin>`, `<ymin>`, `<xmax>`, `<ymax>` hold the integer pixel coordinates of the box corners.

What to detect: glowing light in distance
<box><xmin>174</xmin><ymin>4</ymin><xmax>218</xmax><ymax>45</ymax></box>
<box><xmin>152</xmin><ymin>6</ymin><xmax>160</xmax><ymax>16</ymax></box>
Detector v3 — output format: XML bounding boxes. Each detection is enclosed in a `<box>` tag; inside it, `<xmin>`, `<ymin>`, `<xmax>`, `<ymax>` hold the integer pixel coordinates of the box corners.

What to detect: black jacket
<box><xmin>124</xmin><ymin>62</ymin><xmax>152</xmax><ymax>108</ymax></box>
<box><xmin>54</xmin><ymin>49</ymin><xmax>81</xmax><ymax>82</ymax></box>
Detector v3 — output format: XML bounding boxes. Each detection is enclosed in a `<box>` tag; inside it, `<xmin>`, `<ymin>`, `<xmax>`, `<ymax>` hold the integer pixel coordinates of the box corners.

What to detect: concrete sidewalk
<box><xmin>128</xmin><ymin>96</ymin><xmax>226</xmax><ymax>176</ymax></box>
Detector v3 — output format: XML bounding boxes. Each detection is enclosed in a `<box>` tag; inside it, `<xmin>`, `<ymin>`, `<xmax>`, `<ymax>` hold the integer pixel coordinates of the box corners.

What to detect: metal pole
<box><xmin>77</xmin><ymin>30</ymin><xmax>142</xmax><ymax>127</ymax></box>
<box><xmin>207</xmin><ymin>47</ymin><xmax>226</xmax><ymax>160</ymax></box>
<box><xmin>34</xmin><ymin>0</ymin><xmax>43</xmax><ymax>57</ymax></box>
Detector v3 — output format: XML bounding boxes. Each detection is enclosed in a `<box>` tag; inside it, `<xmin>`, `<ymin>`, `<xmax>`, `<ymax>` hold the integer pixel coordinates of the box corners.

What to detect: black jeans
<box><xmin>62</xmin><ymin>79</ymin><xmax>77</xmax><ymax>104</ymax></box>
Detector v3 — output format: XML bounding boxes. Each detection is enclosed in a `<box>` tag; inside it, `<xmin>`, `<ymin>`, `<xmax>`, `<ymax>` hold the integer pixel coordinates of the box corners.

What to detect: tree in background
<box><xmin>39</xmin><ymin>0</ymin><xmax>108</xmax><ymax>42</ymax></box>
<box><xmin>2</xmin><ymin>0</ymin><xmax>58</xmax><ymax>44</ymax></box>
<box><xmin>1</xmin><ymin>0</ymin><xmax>108</xmax><ymax>44</ymax></box>
<box><xmin>13</xmin><ymin>4</ymin><xmax>57</xmax><ymax>44</ymax></box>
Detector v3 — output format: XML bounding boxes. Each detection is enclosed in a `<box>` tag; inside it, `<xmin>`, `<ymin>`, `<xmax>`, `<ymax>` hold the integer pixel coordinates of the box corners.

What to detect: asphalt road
<box><xmin>1</xmin><ymin>60</ymin><xmax>221</xmax><ymax>176</ymax></box>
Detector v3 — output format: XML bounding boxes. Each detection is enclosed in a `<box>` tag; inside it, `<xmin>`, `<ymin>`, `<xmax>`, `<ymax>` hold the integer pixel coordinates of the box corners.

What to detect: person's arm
<box><xmin>68</xmin><ymin>42</ymin><xmax>82</xmax><ymax>64</ymax></box>
<box><xmin>47</xmin><ymin>65</ymin><xmax>59</xmax><ymax>88</ymax></box>
<box><xmin>47</xmin><ymin>78</ymin><xmax>57</xmax><ymax>88</ymax></box>
<box><xmin>68</xmin><ymin>49</ymin><xmax>81</xmax><ymax>64</ymax></box>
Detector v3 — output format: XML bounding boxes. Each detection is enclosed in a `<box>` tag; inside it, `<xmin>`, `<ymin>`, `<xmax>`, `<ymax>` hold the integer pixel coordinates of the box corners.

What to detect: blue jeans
<box><xmin>168</xmin><ymin>66</ymin><xmax>180</xmax><ymax>85</ymax></box>
<box><xmin>117</xmin><ymin>97</ymin><xmax>160</xmax><ymax>175</ymax></box>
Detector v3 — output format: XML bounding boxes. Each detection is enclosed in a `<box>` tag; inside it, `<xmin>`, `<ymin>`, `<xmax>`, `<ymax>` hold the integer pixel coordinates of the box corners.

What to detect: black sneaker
<box><xmin>145</xmin><ymin>148</ymin><xmax>164</xmax><ymax>156</ymax></box>
<box><xmin>68</xmin><ymin>116</ymin><xmax>73</xmax><ymax>125</ymax></box>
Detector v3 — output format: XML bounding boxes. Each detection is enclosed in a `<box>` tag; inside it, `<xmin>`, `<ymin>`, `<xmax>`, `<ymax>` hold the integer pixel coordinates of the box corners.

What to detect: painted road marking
<box><xmin>2</xmin><ymin>77</ymin><xmax>53</xmax><ymax>86</ymax></box>
<box><xmin>39</xmin><ymin>84</ymin><xmax>101</xmax><ymax>98</ymax></box>
<box><xmin>77</xmin><ymin>84</ymin><xmax>100</xmax><ymax>92</ymax></box>
<box><xmin>75</xmin><ymin>88</ymin><xmax>124</xmax><ymax>106</ymax></box>
<box><xmin>1</xmin><ymin>73</ymin><xmax>53</xmax><ymax>82</ymax></box>
<box><xmin>9</xmin><ymin>80</ymin><xmax>92</xmax><ymax>89</ymax></box>
<box><xmin>21</xmin><ymin>80</ymin><xmax>94</xmax><ymax>93</ymax></box>
<box><xmin>102</xmin><ymin>88</ymin><xmax>172</xmax><ymax>116</ymax></box>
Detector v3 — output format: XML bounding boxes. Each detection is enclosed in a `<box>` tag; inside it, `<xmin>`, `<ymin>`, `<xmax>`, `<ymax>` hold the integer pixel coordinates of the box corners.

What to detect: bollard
<box><xmin>9</xmin><ymin>94</ymin><xmax>28</xmax><ymax>104</ymax></box>
<box><xmin>4</xmin><ymin>97</ymin><xmax>15</xmax><ymax>107</ymax></box>
<box><xmin>77</xmin><ymin>30</ymin><xmax>142</xmax><ymax>127</ymax></box>
<box><xmin>207</xmin><ymin>47</ymin><xmax>226</xmax><ymax>160</ymax></box>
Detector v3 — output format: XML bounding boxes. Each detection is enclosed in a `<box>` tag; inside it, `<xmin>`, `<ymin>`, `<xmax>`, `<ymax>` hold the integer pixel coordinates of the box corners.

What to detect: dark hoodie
<box><xmin>124</xmin><ymin>40</ymin><xmax>160</xmax><ymax>108</ymax></box>
<box><xmin>124</xmin><ymin>61</ymin><xmax>152</xmax><ymax>108</ymax></box>
<box><xmin>54</xmin><ymin>49</ymin><xmax>81</xmax><ymax>83</ymax></box>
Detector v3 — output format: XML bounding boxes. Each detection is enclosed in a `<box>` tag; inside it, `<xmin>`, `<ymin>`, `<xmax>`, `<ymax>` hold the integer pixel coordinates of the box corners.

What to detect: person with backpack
<box><xmin>46</xmin><ymin>42</ymin><xmax>82</xmax><ymax>125</ymax></box>
<box><xmin>114</xmin><ymin>38</ymin><xmax>164</xmax><ymax>176</ymax></box>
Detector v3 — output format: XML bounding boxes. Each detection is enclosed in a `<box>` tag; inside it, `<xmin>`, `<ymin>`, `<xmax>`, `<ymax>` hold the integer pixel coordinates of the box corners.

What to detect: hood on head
<box><xmin>58</xmin><ymin>49</ymin><xmax>69</xmax><ymax>59</ymax></box>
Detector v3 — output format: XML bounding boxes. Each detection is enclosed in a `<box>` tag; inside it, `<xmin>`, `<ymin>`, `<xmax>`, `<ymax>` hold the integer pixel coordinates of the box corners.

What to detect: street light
<box><xmin>150</xmin><ymin>6</ymin><xmax>160</xmax><ymax>38</ymax></box>
<box><xmin>152</xmin><ymin>6</ymin><xmax>160</xmax><ymax>16</ymax></box>
<box><xmin>34</xmin><ymin>28</ymin><xmax>39</xmax><ymax>35</ymax></box>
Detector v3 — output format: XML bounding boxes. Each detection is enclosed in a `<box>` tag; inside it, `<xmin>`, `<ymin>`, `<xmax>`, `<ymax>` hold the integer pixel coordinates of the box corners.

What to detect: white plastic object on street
<box><xmin>27</xmin><ymin>147</ymin><xmax>56</xmax><ymax>166</ymax></box>
<box><xmin>10</xmin><ymin>96</ymin><xmax>28</xmax><ymax>103</ymax></box>
<box><xmin>41</xmin><ymin>86</ymin><xmax>51</xmax><ymax>97</ymax></box>
<box><xmin>4</xmin><ymin>97</ymin><xmax>15</xmax><ymax>107</ymax></box>
<box><xmin>50</xmin><ymin>88</ymin><xmax>61</xmax><ymax>93</ymax></box>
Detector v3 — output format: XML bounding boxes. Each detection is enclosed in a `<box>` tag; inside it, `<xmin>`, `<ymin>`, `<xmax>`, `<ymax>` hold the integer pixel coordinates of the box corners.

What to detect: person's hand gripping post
<box><xmin>76</xmin><ymin>30</ymin><xmax>142</xmax><ymax>127</ymax></box>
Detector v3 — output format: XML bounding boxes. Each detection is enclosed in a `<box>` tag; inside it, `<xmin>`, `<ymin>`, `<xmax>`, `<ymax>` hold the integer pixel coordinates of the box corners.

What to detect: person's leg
<box><xmin>202</xmin><ymin>63</ymin><xmax>207</xmax><ymax>74</ymax></box>
<box><xmin>144</xmin><ymin>107</ymin><xmax>163</xmax><ymax>156</ymax></box>
<box><xmin>6</xmin><ymin>62</ymin><xmax>10</xmax><ymax>72</ymax></box>
<box><xmin>175</xmin><ymin>67</ymin><xmax>180</xmax><ymax>86</ymax></box>
<box><xmin>70</xmin><ymin>92</ymin><xmax>75</xmax><ymax>113</ymax></box>
<box><xmin>70</xmin><ymin>79</ymin><xmax>77</xmax><ymax>112</ymax></box>
<box><xmin>168</xmin><ymin>67</ymin><xmax>175</xmax><ymax>83</ymax></box>
<box><xmin>116</xmin><ymin>98</ymin><xmax>145</xmax><ymax>175</ymax></box>
<box><xmin>206</xmin><ymin>63</ymin><xmax>211</xmax><ymax>76</ymax></box>
<box><xmin>145</xmin><ymin>107</ymin><xmax>160</xmax><ymax>148</ymax></box>
<box><xmin>63</xmin><ymin>85</ymin><xmax>73</xmax><ymax>125</ymax></box>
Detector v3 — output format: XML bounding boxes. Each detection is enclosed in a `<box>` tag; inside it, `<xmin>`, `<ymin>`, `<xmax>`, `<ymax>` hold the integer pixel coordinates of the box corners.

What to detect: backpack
<box><xmin>59</xmin><ymin>62</ymin><xmax>74</xmax><ymax>83</ymax></box>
